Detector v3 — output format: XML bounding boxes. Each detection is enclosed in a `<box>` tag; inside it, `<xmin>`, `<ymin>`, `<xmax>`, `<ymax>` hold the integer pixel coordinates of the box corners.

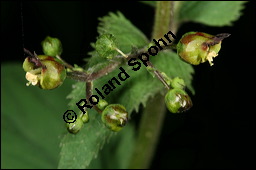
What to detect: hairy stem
<box><xmin>86</xmin><ymin>81</ymin><xmax>102</xmax><ymax>113</ymax></box>
<box><xmin>56</xmin><ymin>55</ymin><xmax>74</xmax><ymax>69</ymax></box>
<box><xmin>152</xmin><ymin>1</ymin><xmax>173</xmax><ymax>39</ymax></box>
<box><xmin>146</xmin><ymin>61</ymin><xmax>170</xmax><ymax>90</ymax></box>
<box><xmin>129</xmin><ymin>1</ymin><xmax>174</xmax><ymax>168</ymax></box>
<box><xmin>66</xmin><ymin>44</ymin><xmax>173</xmax><ymax>82</ymax></box>
<box><xmin>128</xmin><ymin>94</ymin><xmax>166</xmax><ymax>169</ymax></box>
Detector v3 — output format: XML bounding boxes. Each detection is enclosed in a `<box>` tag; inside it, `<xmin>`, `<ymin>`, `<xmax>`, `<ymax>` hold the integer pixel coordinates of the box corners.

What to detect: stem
<box><xmin>67</xmin><ymin>43</ymin><xmax>175</xmax><ymax>83</ymax></box>
<box><xmin>129</xmin><ymin>1</ymin><xmax>174</xmax><ymax>168</ymax></box>
<box><xmin>115</xmin><ymin>47</ymin><xmax>128</xmax><ymax>58</ymax></box>
<box><xmin>128</xmin><ymin>94</ymin><xmax>166</xmax><ymax>169</ymax></box>
<box><xmin>56</xmin><ymin>55</ymin><xmax>74</xmax><ymax>69</ymax></box>
<box><xmin>152</xmin><ymin>1</ymin><xmax>173</xmax><ymax>39</ymax></box>
<box><xmin>146</xmin><ymin>61</ymin><xmax>170</xmax><ymax>90</ymax></box>
<box><xmin>86</xmin><ymin>81</ymin><xmax>102</xmax><ymax>113</ymax></box>
<box><xmin>66</xmin><ymin>61</ymin><xmax>121</xmax><ymax>82</ymax></box>
<box><xmin>86</xmin><ymin>82</ymin><xmax>93</xmax><ymax>101</ymax></box>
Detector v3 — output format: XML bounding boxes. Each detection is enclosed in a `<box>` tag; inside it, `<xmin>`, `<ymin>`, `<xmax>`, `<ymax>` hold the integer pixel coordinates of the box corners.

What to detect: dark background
<box><xmin>1</xmin><ymin>1</ymin><xmax>255</xmax><ymax>169</ymax></box>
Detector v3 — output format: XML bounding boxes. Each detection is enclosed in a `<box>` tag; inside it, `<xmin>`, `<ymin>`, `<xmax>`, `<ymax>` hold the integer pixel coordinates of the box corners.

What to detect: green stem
<box><xmin>146</xmin><ymin>61</ymin><xmax>170</xmax><ymax>90</ymax></box>
<box><xmin>128</xmin><ymin>94</ymin><xmax>166</xmax><ymax>169</ymax></box>
<box><xmin>128</xmin><ymin>1</ymin><xmax>175</xmax><ymax>168</ymax></box>
<box><xmin>56</xmin><ymin>55</ymin><xmax>74</xmax><ymax>69</ymax></box>
<box><xmin>152</xmin><ymin>1</ymin><xmax>173</xmax><ymax>39</ymax></box>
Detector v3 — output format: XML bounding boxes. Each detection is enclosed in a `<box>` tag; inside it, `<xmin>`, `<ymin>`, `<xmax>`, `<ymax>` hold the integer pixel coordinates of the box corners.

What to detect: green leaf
<box><xmin>58</xmin><ymin>11</ymin><xmax>194</xmax><ymax>169</ymax></box>
<box><xmin>98</xmin><ymin>11</ymin><xmax>149</xmax><ymax>53</ymax></box>
<box><xmin>1</xmin><ymin>62</ymin><xmax>74</xmax><ymax>169</ymax></box>
<box><xmin>95</xmin><ymin>34</ymin><xmax>119</xmax><ymax>59</ymax></box>
<box><xmin>86</xmin><ymin>11</ymin><xmax>149</xmax><ymax>73</ymax></box>
<box><xmin>87</xmin><ymin>121</ymin><xmax>136</xmax><ymax>169</ymax></box>
<box><xmin>177</xmin><ymin>1</ymin><xmax>247</xmax><ymax>26</ymax></box>
<box><xmin>140</xmin><ymin>1</ymin><xmax>156</xmax><ymax>7</ymax></box>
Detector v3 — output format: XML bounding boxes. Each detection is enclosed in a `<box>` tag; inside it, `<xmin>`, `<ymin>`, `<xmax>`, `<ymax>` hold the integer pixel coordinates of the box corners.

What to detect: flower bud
<box><xmin>66</xmin><ymin>118</ymin><xmax>84</xmax><ymax>134</ymax></box>
<box><xmin>66</xmin><ymin>111</ymin><xmax>89</xmax><ymax>134</ymax></box>
<box><xmin>165</xmin><ymin>88</ymin><xmax>192</xmax><ymax>113</ymax></box>
<box><xmin>95</xmin><ymin>34</ymin><xmax>118</xmax><ymax>59</ymax></box>
<box><xmin>23</xmin><ymin>55</ymin><xmax>66</xmax><ymax>90</ymax></box>
<box><xmin>96</xmin><ymin>99</ymin><xmax>109</xmax><ymax>110</ymax></box>
<box><xmin>41</xmin><ymin>36</ymin><xmax>63</xmax><ymax>57</ymax></box>
<box><xmin>171</xmin><ymin>77</ymin><xmax>185</xmax><ymax>90</ymax></box>
<box><xmin>177</xmin><ymin>32</ymin><xmax>230</xmax><ymax>66</ymax></box>
<box><xmin>101</xmin><ymin>104</ymin><xmax>128</xmax><ymax>132</ymax></box>
<box><xmin>80</xmin><ymin>111</ymin><xmax>89</xmax><ymax>123</ymax></box>
<box><xmin>39</xmin><ymin>57</ymin><xmax>66</xmax><ymax>89</ymax></box>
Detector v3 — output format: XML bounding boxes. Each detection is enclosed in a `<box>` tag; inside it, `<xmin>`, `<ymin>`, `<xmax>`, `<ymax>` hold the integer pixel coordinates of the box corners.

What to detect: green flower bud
<box><xmin>165</xmin><ymin>88</ymin><xmax>193</xmax><ymax>113</ymax></box>
<box><xmin>23</xmin><ymin>55</ymin><xmax>66</xmax><ymax>90</ymax></box>
<box><xmin>39</xmin><ymin>57</ymin><xmax>66</xmax><ymax>89</ymax></box>
<box><xmin>66</xmin><ymin>118</ymin><xmax>84</xmax><ymax>134</ymax></box>
<box><xmin>79</xmin><ymin>111</ymin><xmax>89</xmax><ymax>123</ymax></box>
<box><xmin>101</xmin><ymin>104</ymin><xmax>128</xmax><ymax>132</ymax></box>
<box><xmin>97</xmin><ymin>99</ymin><xmax>109</xmax><ymax>110</ymax></box>
<box><xmin>171</xmin><ymin>77</ymin><xmax>185</xmax><ymax>90</ymax></box>
<box><xmin>177</xmin><ymin>32</ymin><xmax>230</xmax><ymax>66</ymax></box>
<box><xmin>95</xmin><ymin>34</ymin><xmax>118</xmax><ymax>59</ymax></box>
<box><xmin>41</xmin><ymin>36</ymin><xmax>63</xmax><ymax>57</ymax></box>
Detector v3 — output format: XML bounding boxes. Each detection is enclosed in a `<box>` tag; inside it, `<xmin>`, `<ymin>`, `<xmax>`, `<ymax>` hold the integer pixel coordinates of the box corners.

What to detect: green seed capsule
<box><xmin>165</xmin><ymin>88</ymin><xmax>193</xmax><ymax>113</ymax></box>
<box><xmin>101</xmin><ymin>104</ymin><xmax>128</xmax><ymax>132</ymax></box>
<box><xmin>177</xmin><ymin>32</ymin><xmax>230</xmax><ymax>66</ymax></box>
<box><xmin>41</xmin><ymin>36</ymin><xmax>63</xmax><ymax>57</ymax></box>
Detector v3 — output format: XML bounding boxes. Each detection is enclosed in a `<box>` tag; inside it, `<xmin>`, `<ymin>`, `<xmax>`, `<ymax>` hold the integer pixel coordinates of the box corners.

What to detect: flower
<box><xmin>177</xmin><ymin>32</ymin><xmax>230</xmax><ymax>66</ymax></box>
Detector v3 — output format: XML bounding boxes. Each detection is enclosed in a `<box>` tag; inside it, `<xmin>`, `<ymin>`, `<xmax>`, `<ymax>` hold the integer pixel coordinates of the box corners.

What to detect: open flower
<box><xmin>23</xmin><ymin>55</ymin><xmax>66</xmax><ymax>90</ymax></box>
<box><xmin>177</xmin><ymin>32</ymin><xmax>230</xmax><ymax>66</ymax></box>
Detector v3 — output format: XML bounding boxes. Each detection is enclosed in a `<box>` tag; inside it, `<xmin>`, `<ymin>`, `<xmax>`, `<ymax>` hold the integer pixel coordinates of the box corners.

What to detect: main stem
<box><xmin>128</xmin><ymin>94</ymin><xmax>166</xmax><ymax>169</ymax></box>
<box><xmin>128</xmin><ymin>1</ymin><xmax>175</xmax><ymax>168</ymax></box>
<box><xmin>152</xmin><ymin>1</ymin><xmax>173</xmax><ymax>40</ymax></box>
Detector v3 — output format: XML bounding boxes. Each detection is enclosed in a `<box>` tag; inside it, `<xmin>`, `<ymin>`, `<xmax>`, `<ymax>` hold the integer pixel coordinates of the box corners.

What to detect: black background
<box><xmin>1</xmin><ymin>1</ymin><xmax>255</xmax><ymax>168</ymax></box>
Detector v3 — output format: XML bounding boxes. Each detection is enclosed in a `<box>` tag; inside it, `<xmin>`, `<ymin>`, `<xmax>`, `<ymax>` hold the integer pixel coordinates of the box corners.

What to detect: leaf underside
<box><xmin>1</xmin><ymin>63</ymin><xmax>74</xmax><ymax>169</ymax></box>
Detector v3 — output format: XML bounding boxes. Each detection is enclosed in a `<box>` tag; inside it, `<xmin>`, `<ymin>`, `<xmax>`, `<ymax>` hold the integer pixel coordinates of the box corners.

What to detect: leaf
<box><xmin>86</xmin><ymin>11</ymin><xmax>149</xmax><ymax>73</ymax></box>
<box><xmin>58</xmin><ymin>11</ymin><xmax>194</xmax><ymax>169</ymax></box>
<box><xmin>58</xmin><ymin>81</ymin><xmax>114</xmax><ymax>169</ymax></box>
<box><xmin>177</xmin><ymin>1</ymin><xmax>247</xmax><ymax>26</ymax></box>
<box><xmin>97</xmin><ymin>11</ymin><xmax>149</xmax><ymax>53</ymax></box>
<box><xmin>87</xmin><ymin>121</ymin><xmax>136</xmax><ymax>169</ymax></box>
<box><xmin>1</xmin><ymin>62</ymin><xmax>74</xmax><ymax>168</ymax></box>
<box><xmin>140</xmin><ymin>1</ymin><xmax>156</xmax><ymax>7</ymax></box>
<box><xmin>95</xmin><ymin>34</ymin><xmax>119</xmax><ymax>59</ymax></box>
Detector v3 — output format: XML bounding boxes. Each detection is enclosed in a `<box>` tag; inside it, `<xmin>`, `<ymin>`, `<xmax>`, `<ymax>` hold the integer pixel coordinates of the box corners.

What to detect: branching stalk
<box><xmin>66</xmin><ymin>44</ymin><xmax>174</xmax><ymax>83</ymax></box>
